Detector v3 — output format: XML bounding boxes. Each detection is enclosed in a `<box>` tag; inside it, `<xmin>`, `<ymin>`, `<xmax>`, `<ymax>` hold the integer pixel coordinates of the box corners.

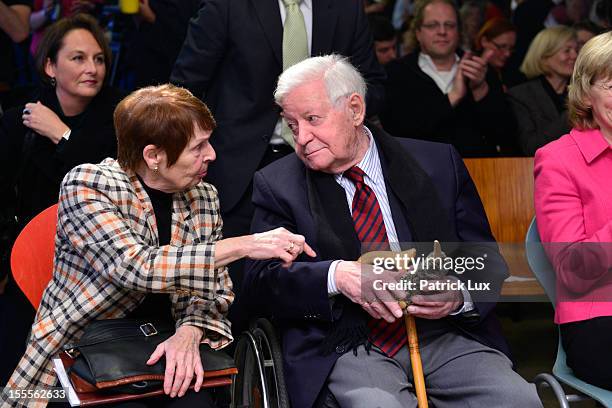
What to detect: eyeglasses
<box><xmin>490</xmin><ymin>40</ymin><xmax>515</xmax><ymax>53</ymax></box>
<box><xmin>420</xmin><ymin>21</ymin><xmax>458</xmax><ymax>31</ymax></box>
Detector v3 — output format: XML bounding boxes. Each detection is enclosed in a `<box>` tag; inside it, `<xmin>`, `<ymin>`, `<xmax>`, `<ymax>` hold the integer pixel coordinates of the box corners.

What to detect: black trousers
<box><xmin>561</xmin><ymin>316</ymin><xmax>612</xmax><ymax>390</ymax></box>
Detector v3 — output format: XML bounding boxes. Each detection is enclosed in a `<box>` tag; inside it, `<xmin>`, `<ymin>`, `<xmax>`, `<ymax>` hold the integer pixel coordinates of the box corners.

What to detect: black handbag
<box><xmin>65</xmin><ymin>318</ymin><xmax>236</xmax><ymax>395</ymax></box>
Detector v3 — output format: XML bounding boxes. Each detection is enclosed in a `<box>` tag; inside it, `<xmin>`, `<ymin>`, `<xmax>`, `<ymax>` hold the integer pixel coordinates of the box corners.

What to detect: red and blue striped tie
<box><xmin>345</xmin><ymin>166</ymin><xmax>406</xmax><ymax>357</ymax></box>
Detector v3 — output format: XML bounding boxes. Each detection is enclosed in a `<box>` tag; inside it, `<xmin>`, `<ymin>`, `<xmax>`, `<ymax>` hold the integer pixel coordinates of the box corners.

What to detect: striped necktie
<box><xmin>345</xmin><ymin>166</ymin><xmax>406</xmax><ymax>357</ymax></box>
<box><xmin>280</xmin><ymin>0</ymin><xmax>308</xmax><ymax>147</ymax></box>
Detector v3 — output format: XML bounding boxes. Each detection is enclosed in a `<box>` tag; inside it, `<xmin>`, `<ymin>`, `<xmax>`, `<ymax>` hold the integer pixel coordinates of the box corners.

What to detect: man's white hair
<box><xmin>274</xmin><ymin>54</ymin><xmax>367</xmax><ymax>107</ymax></box>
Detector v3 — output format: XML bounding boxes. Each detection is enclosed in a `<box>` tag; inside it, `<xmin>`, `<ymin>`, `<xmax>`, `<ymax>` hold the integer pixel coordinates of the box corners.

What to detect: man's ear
<box><xmin>142</xmin><ymin>144</ymin><xmax>160</xmax><ymax>170</ymax></box>
<box><xmin>347</xmin><ymin>93</ymin><xmax>366</xmax><ymax>126</ymax></box>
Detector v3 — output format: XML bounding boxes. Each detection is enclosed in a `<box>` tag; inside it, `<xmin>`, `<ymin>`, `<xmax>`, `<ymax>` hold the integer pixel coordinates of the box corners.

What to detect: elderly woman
<box><xmin>507</xmin><ymin>26</ymin><xmax>578</xmax><ymax>156</ymax></box>
<box><xmin>3</xmin><ymin>84</ymin><xmax>315</xmax><ymax>407</ymax></box>
<box><xmin>0</xmin><ymin>14</ymin><xmax>123</xmax><ymax>385</ymax></box>
<box><xmin>535</xmin><ymin>31</ymin><xmax>612</xmax><ymax>390</ymax></box>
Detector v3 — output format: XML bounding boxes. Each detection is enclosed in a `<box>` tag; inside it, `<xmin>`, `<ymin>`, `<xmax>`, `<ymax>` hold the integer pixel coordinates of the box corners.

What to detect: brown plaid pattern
<box><xmin>3</xmin><ymin>159</ymin><xmax>233</xmax><ymax>407</ymax></box>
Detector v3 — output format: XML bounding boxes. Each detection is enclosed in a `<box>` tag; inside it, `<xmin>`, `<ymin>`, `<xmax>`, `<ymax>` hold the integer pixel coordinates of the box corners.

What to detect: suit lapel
<box><xmin>128</xmin><ymin>172</ymin><xmax>159</xmax><ymax>245</ymax></box>
<box><xmin>252</xmin><ymin>0</ymin><xmax>283</xmax><ymax>66</ymax></box>
<box><xmin>311</xmin><ymin>0</ymin><xmax>336</xmax><ymax>56</ymax></box>
<box><xmin>306</xmin><ymin>169</ymin><xmax>360</xmax><ymax>261</ymax></box>
<box><xmin>173</xmin><ymin>192</ymin><xmax>196</xmax><ymax>245</ymax></box>
<box><xmin>371</xmin><ymin>125</ymin><xmax>456</xmax><ymax>243</ymax></box>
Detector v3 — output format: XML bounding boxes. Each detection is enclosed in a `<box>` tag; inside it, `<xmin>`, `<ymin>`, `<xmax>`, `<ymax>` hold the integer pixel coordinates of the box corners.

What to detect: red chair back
<box><xmin>10</xmin><ymin>204</ymin><xmax>59</xmax><ymax>308</ymax></box>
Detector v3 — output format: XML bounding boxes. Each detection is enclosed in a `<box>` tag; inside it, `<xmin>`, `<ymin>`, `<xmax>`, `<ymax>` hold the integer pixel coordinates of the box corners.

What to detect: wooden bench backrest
<box><xmin>463</xmin><ymin>157</ymin><xmax>535</xmax><ymax>244</ymax></box>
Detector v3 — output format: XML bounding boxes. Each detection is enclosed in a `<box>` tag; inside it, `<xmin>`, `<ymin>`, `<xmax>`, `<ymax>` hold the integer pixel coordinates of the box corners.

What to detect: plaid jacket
<box><xmin>4</xmin><ymin>158</ymin><xmax>233</xmax><ymax>407</ymax></box>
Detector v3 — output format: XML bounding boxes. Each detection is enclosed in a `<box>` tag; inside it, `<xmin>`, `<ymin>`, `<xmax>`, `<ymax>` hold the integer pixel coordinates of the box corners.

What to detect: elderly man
<box><xmin>243</xmin><ymin>55</ymin><xmax>542</xmax><ymax>408</ymax></box>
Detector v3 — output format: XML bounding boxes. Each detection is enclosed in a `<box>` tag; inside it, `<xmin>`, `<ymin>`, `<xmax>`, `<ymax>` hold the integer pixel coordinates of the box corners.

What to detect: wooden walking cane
<box><xmin>359</xmin><ymin>249</ymin><xmax>428</xmax><ymax>408</ymax></box>
<box><xmin>399</xmin><ymin>301</ymin><xmax>428</xmax><ymax>408</ymax></box>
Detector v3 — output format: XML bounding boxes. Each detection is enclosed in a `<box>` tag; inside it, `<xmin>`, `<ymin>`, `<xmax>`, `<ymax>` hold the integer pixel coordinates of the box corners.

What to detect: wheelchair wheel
<box><xmin>232</xmin><ymin>330</ymin><xmax>268</xmax><ymax>408</ymax></box>
<box><xmin>251</xmin><ymin>318</ymin><xmax>290</xmax><ymax>408</ymax></box>
<box><xmin>232</xmin><ymin>319</ymin><xmax>290</xmax><ymax>408</ymax></box>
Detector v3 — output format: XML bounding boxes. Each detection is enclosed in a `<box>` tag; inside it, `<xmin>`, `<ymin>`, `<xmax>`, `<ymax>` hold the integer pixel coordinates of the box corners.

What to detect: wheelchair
<box><xmin>232</xmin><ymin>318</ymin><xmax>291</xmax><ymax>408</ymax></box>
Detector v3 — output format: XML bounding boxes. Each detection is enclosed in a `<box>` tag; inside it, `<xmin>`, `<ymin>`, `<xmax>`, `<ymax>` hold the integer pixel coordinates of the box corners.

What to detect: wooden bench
<box><xmin>463</xmin><ymin>157</ymin><xmax>544</xmax><ymax>299</ymax></box>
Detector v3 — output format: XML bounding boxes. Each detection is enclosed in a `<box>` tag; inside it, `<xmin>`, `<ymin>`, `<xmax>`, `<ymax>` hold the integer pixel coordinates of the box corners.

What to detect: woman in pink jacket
<box><xmin>535</xmin><ymin>31</ymin><xmax>612</xmax><ymax>390</ymax></box>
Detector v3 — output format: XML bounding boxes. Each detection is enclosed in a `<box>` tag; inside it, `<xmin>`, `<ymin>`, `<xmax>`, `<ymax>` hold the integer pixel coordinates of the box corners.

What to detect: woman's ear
<box><xmin>583</xmin><ymin>94</ymin><xmax>592</xmax><ymax>112</ymax></box>
<box><xmin>44</xmin><ymin>58</ymin><xmax>55</xmax><ymax>79</ymax></box>
<box><xmin>142</xmin><ymin>145</ymin><xmax>160</xmax><ymax>171</ymax></box>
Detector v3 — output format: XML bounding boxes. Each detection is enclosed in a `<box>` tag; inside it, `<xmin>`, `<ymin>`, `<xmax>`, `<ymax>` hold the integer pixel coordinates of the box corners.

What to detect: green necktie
<box><xmin>280</xmin><ymin>0</ymin><xmax>308</xmax><ymax>147</ymax></box>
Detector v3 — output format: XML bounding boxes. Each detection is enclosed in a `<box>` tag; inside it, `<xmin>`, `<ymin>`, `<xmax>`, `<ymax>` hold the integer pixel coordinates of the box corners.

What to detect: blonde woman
<box><xmin>535</xmin><ymin>32</ymin><xmax>612</xmax><ymax>390</ymax></box>
<box><xmin>507</xmin><ymin>26</ymin><xmax>578</xmax><ymax>155</ymax></box>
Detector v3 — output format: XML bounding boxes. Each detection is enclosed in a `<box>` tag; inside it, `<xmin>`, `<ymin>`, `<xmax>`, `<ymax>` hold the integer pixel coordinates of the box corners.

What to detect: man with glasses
<box><xmin>380</xmin><ymin>0</ymin><xmax>515</xmax><ymax>157</ymax></box>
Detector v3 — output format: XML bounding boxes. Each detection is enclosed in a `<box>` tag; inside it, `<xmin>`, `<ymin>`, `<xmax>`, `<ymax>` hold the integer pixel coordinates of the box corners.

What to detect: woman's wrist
<box><xmin>214</xmin><ymin>236</ymin><xmax>250</xmax><ymax>268</ymax></box>
<box><xmin>178</xmin><ymin>325</ymin><xmax>204</xmax><ymax>342</ymax></box>
<box><xmin>54</xmin><ymin>125</ymin><xmax>71</xmax><ymax>144</ymax></box>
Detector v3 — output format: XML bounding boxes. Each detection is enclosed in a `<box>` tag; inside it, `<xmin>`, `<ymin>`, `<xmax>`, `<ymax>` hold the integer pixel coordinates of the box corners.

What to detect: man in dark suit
<box><xmin>170</xmin><ymin>0</ymin><xmax>385</xmax><ymax>268</ymax></box>
<box><xmin>243</xmin><ymin>55</ymin><xmax>542</xmax><ymax>408</ymax></box>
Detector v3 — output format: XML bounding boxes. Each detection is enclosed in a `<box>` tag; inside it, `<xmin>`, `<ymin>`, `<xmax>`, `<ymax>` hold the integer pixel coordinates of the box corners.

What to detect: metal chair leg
<box><xmin>534</xmin><ymin>373</ymin><xmax>570</xmax><ymax>408</ymax></box>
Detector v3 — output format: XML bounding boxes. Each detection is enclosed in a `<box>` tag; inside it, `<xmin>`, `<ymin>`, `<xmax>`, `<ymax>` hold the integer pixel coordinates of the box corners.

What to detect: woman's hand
<box><xmin>247</xmin><ymin>227</ymin><xmax>317</xmax><ymax>267</ymax></box>
<box><xmin>215</xmin><ymin>227</ymin><xmax>316</xmax><ymax>268</ymax></box>
<box><xmin>22</xmin><ymin>101</ymin><xmax>69</xmax><ymax>144</ymax></box>
<box><xmin>146</xmin><ymin>325</ymin><xmax>204</xmax><ymax>398</ymax></box>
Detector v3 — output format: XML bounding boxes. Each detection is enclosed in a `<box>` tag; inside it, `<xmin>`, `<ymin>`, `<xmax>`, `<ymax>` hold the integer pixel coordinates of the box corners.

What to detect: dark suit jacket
<box><xmin>244</xmin><ymin>126</ymin><xmax>509</xmax><ymax>408</ymax></box>
<box><xmin>507</xmin><ymin>77</ymin><xmax>570</xmax><ymax>156</ymax></box>
<box><xmin>380</xmin><ymin>51</ymin><xmax>516</xmax><ymax>157</ymax></box>
<box><xmin>170</xmin><ymin>0</ymin><xmax>385</xmax><ymax>213</ymax></box>
<box><xmin>127</xmin><ymin>0</ymin><xmax>201</xmax><ymax>88</ymax></box>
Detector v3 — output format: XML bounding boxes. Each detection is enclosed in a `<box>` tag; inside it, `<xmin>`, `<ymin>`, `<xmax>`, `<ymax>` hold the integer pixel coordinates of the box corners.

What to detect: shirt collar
<box><xmin>418</xmin><ymin>52</ymin><xmax>460</xmax><ymax>94</ymax></box>
<box><xmin>570</xmin><ymin>128</ymin><xmax>612</xmax><ymax>164</ymax></box>
<box><xmin>335</xmin><ymin>126</ymin><xmax>382</xmax><ymax>184</ymax></box>
<box><xmin>418</xmin><ymin>52</ymin><xmax>460</xmax><ymax>70</ymax></box>
<box><xmin>280</xmin><ymin>0</ymin><xmax>311</xmax><ymax>9</ymax></box>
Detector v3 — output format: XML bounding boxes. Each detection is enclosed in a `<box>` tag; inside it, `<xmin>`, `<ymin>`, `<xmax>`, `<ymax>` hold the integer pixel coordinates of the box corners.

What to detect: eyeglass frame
<box><xmin>419</xmin><ymin>21</ymin><xmax>458</xmax><ymax>32</ymax></box>
<box><xmin>489</xmin><ymin>40</ymin><xmax>515</xmax><ymax>54</ymax></box>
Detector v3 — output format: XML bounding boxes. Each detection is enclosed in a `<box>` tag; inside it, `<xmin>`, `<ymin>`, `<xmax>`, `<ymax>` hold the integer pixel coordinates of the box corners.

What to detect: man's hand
<box><xmin>460</xmin><ymin>50</ymin><xmax>494</xmax><ymax>102</ymax></box>
<box><xmin>448</xmin><ymin>62</ymin><xmax>467</xmax><ymax>107</ymax></box>
<box><xmin>335</xmin><ymin>261</ymin><xmax>405</xmax><ymax>322</ymax></box>
<box><xmin>406</xmin><ymin>278</ymin><xmax>463</xmax><ymax>319</ymax></box>
<box><xmin>146</xmin><ymin>325</ymin><xmax>204</xmax><ymax>398</ymax></box>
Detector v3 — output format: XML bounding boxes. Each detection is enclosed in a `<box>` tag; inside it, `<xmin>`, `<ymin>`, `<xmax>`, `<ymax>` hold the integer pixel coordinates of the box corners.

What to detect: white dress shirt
<box><xmin>418</xmin><ymin>52</ymin><xmax>460</xmax><ymax>95</ymax></box>
<box><xmin>326</xmin><ymin>127</ymin><xmax>473</xmax><ymax>314</ymax></box>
